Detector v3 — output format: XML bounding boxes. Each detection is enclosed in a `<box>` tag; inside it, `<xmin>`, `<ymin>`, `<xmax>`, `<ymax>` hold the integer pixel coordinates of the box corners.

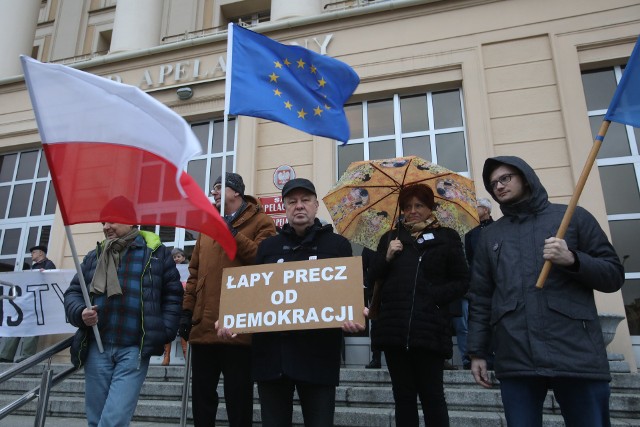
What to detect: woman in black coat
<box><xmin>368</xmin><ymin>184</ymin><xmax>469</xmax><ymax>427</ymax></box>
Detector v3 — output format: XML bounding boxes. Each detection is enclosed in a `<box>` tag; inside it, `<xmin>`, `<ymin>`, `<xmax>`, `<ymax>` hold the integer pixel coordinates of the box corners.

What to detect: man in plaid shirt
<box><xmin>64</xmin><ymin>222</ymin><xmax>182</xmax><ymax>427</ymax></box>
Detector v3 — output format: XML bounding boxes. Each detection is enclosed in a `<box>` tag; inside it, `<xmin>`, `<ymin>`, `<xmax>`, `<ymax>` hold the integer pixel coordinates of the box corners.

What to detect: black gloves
<box><xmin>178</xmin><ymin>310</ymin><xmax>193</xmax><ymax>340</ymax></box>
<box><xmin>224</xmin><ymin>217</ymin><xmax>238</xmax><ymax>237</ymax></box>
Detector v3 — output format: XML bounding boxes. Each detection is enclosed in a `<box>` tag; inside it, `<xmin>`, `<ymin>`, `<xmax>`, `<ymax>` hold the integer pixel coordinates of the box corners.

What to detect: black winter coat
<box><xmin>370</xmin><ymin>224</ymin><xmax>469</xmax><ymax>358</ymax></box>
<box><xmin>64</xmin><ymin>231</ymin><xmax>183</xmax><ymax>360</ymax></box>
<box><xmin>467</xmin><ymin>156</ymin><xmax>624</xmax><ymax>381</ymax></box>
<box><xmin>251</xmin><ymin>219</ymin><xmax>352</xmax><ymax>386</ymax></box>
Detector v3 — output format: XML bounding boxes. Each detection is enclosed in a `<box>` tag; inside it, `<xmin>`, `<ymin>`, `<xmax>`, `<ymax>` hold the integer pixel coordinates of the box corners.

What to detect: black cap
<box><xmin>29</xmin><ymin>245</ymin><xmax>47</xmax><ymax>254</ymax></box>
<box><xmin>215</xmin><ymin>172</ymin><xmax>245</xmax><ymax>197</ymax></box>
<box><xmin>282</xmin><ymin>178</ymin><xmax>316</xmax><ymax>198</ymax></box>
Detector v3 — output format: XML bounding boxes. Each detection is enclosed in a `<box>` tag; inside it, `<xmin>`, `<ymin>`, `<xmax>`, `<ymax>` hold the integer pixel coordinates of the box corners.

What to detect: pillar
<box><xmin>0</xmin><ymin>0</ymin><xmax>40</xmax><ymax>78</ymax></box>
<box><xmin>110</xmin><ymin>0</ymin><xmax>164</xmax><ymax>53</ymax></box>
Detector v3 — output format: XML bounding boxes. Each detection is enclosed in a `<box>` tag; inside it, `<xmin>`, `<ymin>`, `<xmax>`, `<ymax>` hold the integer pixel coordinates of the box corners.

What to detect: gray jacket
<box><xmin>467</xmin><ymin>156</ymin><xmax>624</xmax><ymax>380</ymax></box>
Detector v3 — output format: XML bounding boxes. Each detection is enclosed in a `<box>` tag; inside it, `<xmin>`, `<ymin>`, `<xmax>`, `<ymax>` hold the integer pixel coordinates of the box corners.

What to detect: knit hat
<box><xmin>215</xmin><ymin>173</ymin><xmax>245</xmax><ymax>197</ymax></box>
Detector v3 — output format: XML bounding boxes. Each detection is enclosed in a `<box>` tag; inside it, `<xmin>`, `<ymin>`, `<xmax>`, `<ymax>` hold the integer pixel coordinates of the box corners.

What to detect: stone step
<box><xmin>3</xmin><ymin>376</ymin><xmax>639</xmax><ymax>414</ymax></box>
<box><xmin>2</xmin><ymin>363</ymin><xmax>639</xmax><ymax>426</ymax></box>
<box><xmin>6</xmin><ymin>363</ymin><xmax>640</xmax><ymax>391</ymax></box>
<box><xmin>2</xmin><ymin>398</ymin><xmax>640</xmax><ymax>427</ymax></box>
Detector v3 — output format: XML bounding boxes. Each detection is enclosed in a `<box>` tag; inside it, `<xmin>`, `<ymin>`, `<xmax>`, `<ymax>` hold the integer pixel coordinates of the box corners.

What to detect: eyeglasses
<box><xmin>210</xmin><ymin>184</ymin><xmax>222</xmax><ymax>194</ymax></box>
<box><xmin>490</xmin><ymin>173</ymin><xmax>519</xmax><ymax>190</ymax></box>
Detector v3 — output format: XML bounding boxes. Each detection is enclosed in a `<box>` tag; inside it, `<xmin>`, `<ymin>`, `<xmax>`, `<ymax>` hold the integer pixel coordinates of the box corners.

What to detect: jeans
<box><xmin>190</xmin><ymin>343</ymin><xmax>254</xmax><ymax>427</ymax></box>
<box><xmin>257</xmin><ymin>377</ymin><xmax>336</xmax><ymax>427</ymax></box>
<box><xmin>499</xmin><ymin>377</ymin><xmax>611</xmax><ymax>427</ymax></box>
<box><xmin>384</xmin><ymin>347</ymin><xmax>449</xmax><ymax>427</ymax></box>
<box><xmin>451</xmin><ymin>298</ymin><xmax>469</xmax><ymax>366</ymax></box>
<box><xmin>84</xmin><ymin>343</ymin><xmax>150</xmax><ymax>427</ymax></box>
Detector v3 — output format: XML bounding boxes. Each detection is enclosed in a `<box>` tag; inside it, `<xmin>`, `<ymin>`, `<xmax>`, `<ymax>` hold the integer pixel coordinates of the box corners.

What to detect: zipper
<box><xmin>138</xmin><ymin>245</ymin><xmax>155</xmax><ymax>364</ymax></box>
<box><xmin>406</xmin><ymin>254</ymin><xmax>423</xmax><ymax>350</ymax></box>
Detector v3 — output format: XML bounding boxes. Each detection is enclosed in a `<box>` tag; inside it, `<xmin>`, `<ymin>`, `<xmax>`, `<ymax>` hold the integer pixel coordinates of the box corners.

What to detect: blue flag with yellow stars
<box><xmin>226</xmin><ymin>23</ymin><xmax>360</xmax><ymax>143</ymax></box>
<box><xmin>605</xmin><ymin>36</ymin><xmax>640</xmax><ymax>128</ymax></box>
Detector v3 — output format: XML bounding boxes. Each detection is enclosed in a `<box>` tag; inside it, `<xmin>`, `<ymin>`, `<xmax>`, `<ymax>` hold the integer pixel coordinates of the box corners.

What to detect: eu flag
<box><xmin>226</xmin><ymin>23</ymin><xmax>360</xmax><ymax>143</ymax></box>
<box><xmin>605</xmin><ymin>36</ymin><xmax>640</xmax><ymax>128</ymax></box>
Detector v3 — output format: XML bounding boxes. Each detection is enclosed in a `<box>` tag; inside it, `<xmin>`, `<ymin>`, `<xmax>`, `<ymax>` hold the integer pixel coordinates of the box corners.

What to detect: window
<box><xmin>337</xmin><ymin>89</ymin><xmax>470</xmax><ymax>177</ymax></box>
<box><xmin>234</xmin><ymin>10</ymin><xmax>270</xmax><ymax>27</ymax></box>
<box><xmin>0</xmin><ymin>149</ymin><xmax>56</xmax><ymax>271</ymax></box>
<box><xmin>140</xmin><ymin>118</ymin><xmax>237</xmax><ymax>258</ymax></box>
<box><xmin>582</xmin><ymin>66</ymin><xmax>640</xmax><ymax>335</ymax></box>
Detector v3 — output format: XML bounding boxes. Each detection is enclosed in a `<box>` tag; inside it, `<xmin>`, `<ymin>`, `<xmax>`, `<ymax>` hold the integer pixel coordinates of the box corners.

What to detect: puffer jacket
<box><xmin>183</xmin><ymin>196</ymin><xmax>277</xmax><ymax>345</ymax></box>
<box><xmin>467</xmin><ymin>156</ymin><xmax>624</xmax><ymax>380</ymax></box>
<box><xmin>64</xmin><ymin>231</ymin><xmax>183</xmax><ymax>359</ymax></box>
<box><xmin>370</xmin><ymin>224</ymin><xmax>469</xmax><ymax>358</ymax></box>
<box><xmin>251</xmin><ymin>219</ymin><xmax>352</xmax><ymax>387</ymax></box>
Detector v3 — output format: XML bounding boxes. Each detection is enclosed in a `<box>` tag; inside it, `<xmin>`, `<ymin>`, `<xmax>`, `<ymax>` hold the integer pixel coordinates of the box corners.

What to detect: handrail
<box><xmin>179</xmin><ymin>343</ymin><xmax>192</xmax><ymax>427</ymax></box>
<box><xmin>0</xmin><ymin>336</ymin><xmax>77</xmax><ymax>424</ymax></box>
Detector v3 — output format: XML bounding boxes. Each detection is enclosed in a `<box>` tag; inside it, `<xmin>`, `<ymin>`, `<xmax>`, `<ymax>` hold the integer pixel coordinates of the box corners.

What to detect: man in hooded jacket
<box><xmin>467</xmin><ymin>156</ymin><xmax>624</xmax><ymax>427</ymax></box>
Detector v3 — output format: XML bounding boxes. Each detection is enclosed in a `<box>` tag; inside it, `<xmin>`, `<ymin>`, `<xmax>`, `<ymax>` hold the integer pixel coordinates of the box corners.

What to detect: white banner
<box><xmin>0</xmin><ymin>265</ymin><xmax>190</xmax><ymax>338</ymax></box>
<box><xmin>0</xmin><ymin>270</ymin><xmax>77</xmax><ymax>337</ymax></box>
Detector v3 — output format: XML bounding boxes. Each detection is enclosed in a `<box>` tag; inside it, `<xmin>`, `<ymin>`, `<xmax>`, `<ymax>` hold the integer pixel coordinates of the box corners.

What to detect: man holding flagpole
<box><xmin>64</xmin><ymin>219</ymin><xmax>182</xmax><ymax>427</ymax></box>
<box><xmin>467</xmin><ymin>156</ymin><xmax>624</xmax><ymax>427</ymax></box>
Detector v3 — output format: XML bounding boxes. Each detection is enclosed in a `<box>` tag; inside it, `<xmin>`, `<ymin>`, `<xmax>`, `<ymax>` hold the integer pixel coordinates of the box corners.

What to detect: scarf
<box><xmin>89</xmin><ymin>228</ymin><xmax>140</xmax><ymax>297</ymax></box>
<box><xmin>403</xmin><ymin>214</ymin><xmax>439</xmax><ymax>239</ymax></box>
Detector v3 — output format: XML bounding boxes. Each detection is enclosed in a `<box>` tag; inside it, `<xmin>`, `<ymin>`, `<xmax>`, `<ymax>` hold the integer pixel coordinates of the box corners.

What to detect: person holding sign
<box><xmin>368</xmin><ymin>184</ymin><xmax>469</xmax><ymax>427</ymax></box>
<box><xmin>248</xmin><ymin>178</ymin><xmax>362</xmax><ymax>427</ymax></box>
<box><xmin>0</xmin><ymin>245</ymin><xmax>56</xmax><ymax>363</ymax></box>
<box><xmin>182</xmin><ymin>172</ymin><xmax>277</xmax><ymax>427</ymax></box>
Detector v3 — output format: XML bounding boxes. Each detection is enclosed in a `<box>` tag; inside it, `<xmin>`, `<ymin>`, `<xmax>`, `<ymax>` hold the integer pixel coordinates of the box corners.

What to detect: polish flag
<box><xmin>21</xmin><ymin>56</ymin><xmax>236</xmax><ymax>259</ymax></box>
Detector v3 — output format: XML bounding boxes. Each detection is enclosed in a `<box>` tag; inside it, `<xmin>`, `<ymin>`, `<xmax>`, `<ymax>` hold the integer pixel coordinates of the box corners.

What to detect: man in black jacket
<box><xmin>467</xmin><ymin>156</ymin><xmax>624</xmax><ymax>427</ymax></box>
<box><xmin>250</xmin><ymin>178</ymin><xmax>360</xmax><ymax>427</ymax></box>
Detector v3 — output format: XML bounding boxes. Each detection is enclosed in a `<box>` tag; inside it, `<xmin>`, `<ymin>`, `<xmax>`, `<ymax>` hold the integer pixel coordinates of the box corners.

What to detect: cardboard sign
<box><xmin>220</xmin><ymin>256</ymin><xmax>365</xmax><ymax>334</ymax></box>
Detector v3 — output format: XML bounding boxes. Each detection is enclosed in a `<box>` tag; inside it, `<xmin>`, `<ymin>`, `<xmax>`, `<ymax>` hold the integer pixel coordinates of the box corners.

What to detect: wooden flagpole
<box><xmin>535</xmin><ymin>120</ymin><xmax>611</xmax><ymax>288</ymax></box>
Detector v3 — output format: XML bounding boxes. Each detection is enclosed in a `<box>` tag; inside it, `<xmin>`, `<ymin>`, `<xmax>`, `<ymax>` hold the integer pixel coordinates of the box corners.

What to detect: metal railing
<box><xmin>0</xmin><ymin>336</ymin><xmax>76</xmax><ymax>426</ymax></box>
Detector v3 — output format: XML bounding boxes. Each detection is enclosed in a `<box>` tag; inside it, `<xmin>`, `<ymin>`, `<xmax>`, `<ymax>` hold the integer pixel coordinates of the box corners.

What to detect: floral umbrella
<box><xmin>322</xmin><ymin>156</ymin><xmax>479</xmax><ymax>250</ymax></box>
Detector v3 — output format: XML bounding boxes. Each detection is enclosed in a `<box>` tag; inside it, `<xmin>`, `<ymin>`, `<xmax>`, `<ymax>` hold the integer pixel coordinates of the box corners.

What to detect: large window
<box><xmin>0</xmin><ymin>149</ymin><xmax>56</xmax><ymax>271</ymax></box>
<box><xmin>582</xmin><ymin>66</ymin><xmax>640</xmax><ymax>335</ymax></box>
<box><xmin>337</xmin><ymin>89</ymin><xmax>470</xmax><ymax>246</ymax></box>
<box><xmin>140</xmin><ymin>118</ymin><xmax>237</xmax><ymax>260</ymax></box>
<box><xmin>338</xmin><ymin>89</ymin><xmax>470</xmax><ymax>178</ymax></box>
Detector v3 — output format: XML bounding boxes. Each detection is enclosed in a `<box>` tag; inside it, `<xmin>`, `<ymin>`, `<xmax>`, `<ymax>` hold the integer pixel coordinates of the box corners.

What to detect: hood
<box><xmin>482</xmin><ymin>156</ymin><xmax>549</xmax><ymax>218</ymax></box>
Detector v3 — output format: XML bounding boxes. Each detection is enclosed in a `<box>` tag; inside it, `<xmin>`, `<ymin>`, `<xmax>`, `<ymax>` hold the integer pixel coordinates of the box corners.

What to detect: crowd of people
<box><xmin>32</xmin><ymin>157</ymin><xmax>622</xmax><ymax>427</ymax></box>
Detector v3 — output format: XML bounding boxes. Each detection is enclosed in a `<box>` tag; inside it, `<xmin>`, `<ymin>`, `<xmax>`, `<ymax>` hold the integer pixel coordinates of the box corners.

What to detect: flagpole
<box><xmin>535</xmin><ymin>120</ymin><xmax>611</xmax><ymax>289</ymax></box>
<box><xmin>220</xmin><ymin>23</ymin><xmax>236</xmax><ymax>218</ymax></box>
<box><xmin>64</xmin><ymin>226</ymin><xmax>104</xmax><ymax>352</ymax></box>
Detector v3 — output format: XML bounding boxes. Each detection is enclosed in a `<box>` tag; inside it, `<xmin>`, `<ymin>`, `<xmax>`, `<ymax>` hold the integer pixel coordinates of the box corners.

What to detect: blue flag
<box><xmin>226</xmin><ymin>23</ymin><xmax>360</xmax><ymax>143</ymax></box>
<box><xmin>605</xmin><ymin>37</ymin><xmax>640</xmax><ymax>128</ymax></box>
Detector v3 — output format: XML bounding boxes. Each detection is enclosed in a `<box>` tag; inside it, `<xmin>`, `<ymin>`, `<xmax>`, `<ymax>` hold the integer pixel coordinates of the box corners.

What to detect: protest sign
<box><xmin>0</xmin><ymin>270</ymin><xmax>77</xmax><ymax>337</ymax></box>
<box><xmin>219</xmin><ymin>256</ymin><xmax>365</xmax><ymax>334</ymax></box>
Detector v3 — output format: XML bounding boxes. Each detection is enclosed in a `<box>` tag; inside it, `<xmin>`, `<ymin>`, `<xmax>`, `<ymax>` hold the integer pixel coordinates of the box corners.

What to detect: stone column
<box><xmin>110</xmin><ymin>0</ymin><xmax>164</xmax><ymax>53</ymax></box>
<box><xmin>271</xmin><ymin>0</ymin><xmax>322</xmax><ymax>21</ymax></box>
<box><xmin>0</xmin><ymin>0</ymin><xmax>40</xmax><ymax>78</ymax></box>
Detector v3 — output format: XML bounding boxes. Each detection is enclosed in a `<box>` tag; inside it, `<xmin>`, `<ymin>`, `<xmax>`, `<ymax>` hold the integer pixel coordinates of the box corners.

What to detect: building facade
<box><xmin>0</xmin><ymin>0</ymin><xmax>638</xmax><ymax>369</ymax></box>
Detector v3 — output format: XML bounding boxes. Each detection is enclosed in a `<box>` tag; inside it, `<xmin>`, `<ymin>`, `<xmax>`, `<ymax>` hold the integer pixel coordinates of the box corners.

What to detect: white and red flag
<box><xmin>21</xmin><ymin>56</ymin><xmax>236</xmax><ymax>259</ymax></box>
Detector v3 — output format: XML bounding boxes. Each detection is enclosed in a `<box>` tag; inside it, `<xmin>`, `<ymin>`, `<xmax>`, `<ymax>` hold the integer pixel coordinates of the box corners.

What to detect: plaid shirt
<box><xmin>93</xmin><ymin>236</ymin><xmax>148</xmax><ymax>347</ymax></box>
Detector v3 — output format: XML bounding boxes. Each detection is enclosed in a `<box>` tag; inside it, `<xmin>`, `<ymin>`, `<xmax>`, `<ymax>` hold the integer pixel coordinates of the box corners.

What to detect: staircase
<box><xmin>1</xmin><ymin>362</ymin><xmax>639</xmax><ymax>426</ymax></box>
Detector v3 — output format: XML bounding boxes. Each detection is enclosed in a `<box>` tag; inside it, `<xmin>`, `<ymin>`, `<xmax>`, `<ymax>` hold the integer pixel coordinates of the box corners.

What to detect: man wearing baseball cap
<box><xmin>29</xmin><ymin>245</ymin><xmax>56</xmax><ymax>270</ymax></box>
<box><xmin>249</xmin><ymin>178</ymin><xmax>362</xmax><ymax>426</ymax></box>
